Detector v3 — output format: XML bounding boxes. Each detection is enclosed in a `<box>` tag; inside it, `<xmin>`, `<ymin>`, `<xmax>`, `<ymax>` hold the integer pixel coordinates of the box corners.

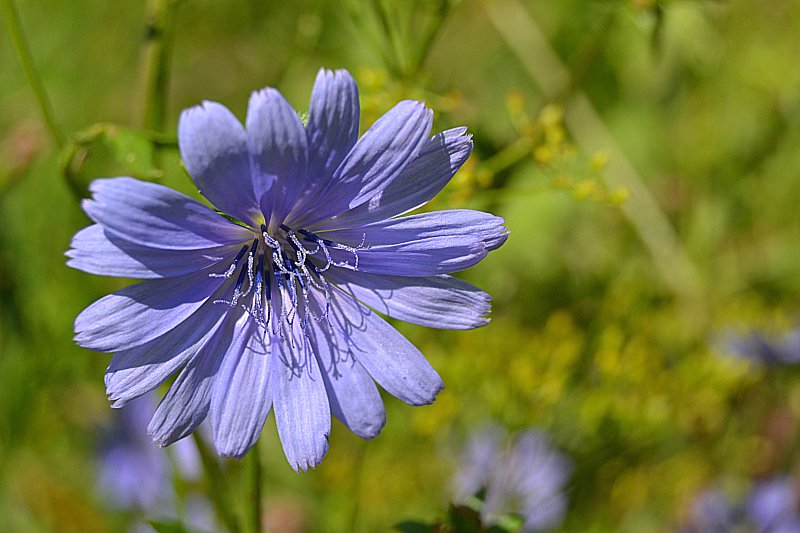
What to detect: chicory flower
<box><xmin>69</xmin><ymin>68</ymin><xmax>507</xmax><ymax>470</ymax></box>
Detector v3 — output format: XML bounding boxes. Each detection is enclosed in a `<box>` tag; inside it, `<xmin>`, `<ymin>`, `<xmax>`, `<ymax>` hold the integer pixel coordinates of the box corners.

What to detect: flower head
<box><xmin>683</xmin><ymin>477</ymin><xmax>800</xmax><ymax>533</ymax></box>
<box><xmin>721</xmin><ymin>327</ymin><xmax>800</xmax><ymax>366</ymax></box>
<box><xmin>69</xmin><ymin>68</ymin><xmax>507</xmax><ymax>469</ymax></box>
<box><xmin>684</xmin><ymin>488</ymin><xmax>736</xmax><ymax>532</ymax></box>
<box><xmin>453</xmin><ymin>426</ymin><xmax>572</xmax><ymax>532</ymax></box>
<box><xmin>96</xmin><ymin>395</ymin><xmax>201</xmax><ymax>513</ymax></box>
<box><xmin>747</xmin><ymin>477</ymin><xmax>800</xmax><ymax>532</ymax></box>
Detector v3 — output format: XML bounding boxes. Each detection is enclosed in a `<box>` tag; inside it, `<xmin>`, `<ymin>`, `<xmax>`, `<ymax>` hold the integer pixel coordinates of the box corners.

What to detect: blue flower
<box><xmin>685</xmin><ymin>488</ymin><xmax>737</xmax><ymax>532</ymax></box>
<box><xmin>721</xmin><ymin>327</ymin><xmax>800</xmax><ymax>366</ymax></box>
<box><xmin>97</xmin><ymin>395</ymin><xmax>172</xmax><ymax>512</ymax></box>
<box><xmin>69</xmin><ymin>68</ymin><xmax>507</xmax><ymax>470</ymax></box>
<box><xmin>453</xmin><ymin>426</ymin><xmax>572</xmax><ymax>532</ymax></box>
<box><xmin>747</xmin><ymin>477</ymin><xmax>800</xmax><ymax>533</ymax></box>
<box><xmin>96</xmin><ymin>394</ymin><xmax>206</xmax><ymax>527</ymax></box>
<box><xmin>683</xmin><ymin>477</ymin><xmax>800</xmax><ymax>533</ymax></box>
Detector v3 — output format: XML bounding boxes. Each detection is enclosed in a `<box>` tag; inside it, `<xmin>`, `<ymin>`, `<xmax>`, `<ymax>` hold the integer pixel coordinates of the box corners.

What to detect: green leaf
<box><xmin>394</xmin><ymin>520</ymin><xmax>440</xmax><ymax>533</ymax></box>
<box><xmin>147</xmin><ymin>519</ymin><xmax>201</xmax><ymax>533</ymax></box>
<box><xmin>59</xmin><ymin>122</ymin><xmax>169</xmax><ymax>198</ymax></box>
<box><xmin>447</xmin><ymin>503</ymin><xmax>483</xmax><ymax>533</ymax></box>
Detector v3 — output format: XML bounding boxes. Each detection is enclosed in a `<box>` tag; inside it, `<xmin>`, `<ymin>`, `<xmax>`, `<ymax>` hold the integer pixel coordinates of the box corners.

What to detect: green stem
<box><xmin>342</xmin><ymin>0</ymin><xmax>396</xmax><ymax>76</ymax></box>
<box><xmin>1</xmin><ymin>0</ymin><xmax>64</xmax><ymax>147</ymax></box>
<box><xmin>411</xmin><ymin>0</ymin><xmax>451</xmax><ymax>75</ymax></box>
<box><xmin>346</xmin><ymin>439</ymin><xmax>370</xmax><ymax>532</ymax></box>
<box><xmin>374</xmin><ymin>0</ymin><xmax>406</xmax><ymax>76</ymax></box>
<box><xmin>193</xmin><ymin>433</ymin><xmax>241</xmax><ymax>533</ymax></box>
<box><xmin>479</xmin><ymin>136</ymin><xmax>535</xmax><ymax>177</ymax></box>
<box><xmin>141</xmin><ymin>0</ymin><xmax>181</xmax><ymax>166</ymax></box>
<box><xmin>244</xmin><ymin>443</ymin><xmax>263</xmax><ymax>533</ymax></box>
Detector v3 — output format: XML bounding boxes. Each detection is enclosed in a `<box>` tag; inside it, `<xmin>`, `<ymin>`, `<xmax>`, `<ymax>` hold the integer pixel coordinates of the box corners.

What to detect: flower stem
<box><xmin>346</xmin><ymin>439</ymin><xmax>370</xmax><ymax>532</ymax></box>
<box><xmin>141</xmin><ymin>0</ymin><xmax>181</xmax><ymax>165</ymax></box>
<box><xmin>245</xmin><ymin>442</ymin><xmax>263</xmax><ymax>533</ymax></box>
<box><xmin>1</xmin><ymin>0</ymin><xmax>64</xmax><ymax>148</ymax></box>
<box><xmin>192</xmin><ymin>432</ymin><xmax>241</xmax><ymax>533</ymax></box>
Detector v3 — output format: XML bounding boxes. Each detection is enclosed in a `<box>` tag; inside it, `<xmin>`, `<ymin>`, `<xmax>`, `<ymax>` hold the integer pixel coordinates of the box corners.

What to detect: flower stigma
<box><xmin>210</xmin><ymin>222</ymin><xmax>367</xmax><ymax>338</ymax></box>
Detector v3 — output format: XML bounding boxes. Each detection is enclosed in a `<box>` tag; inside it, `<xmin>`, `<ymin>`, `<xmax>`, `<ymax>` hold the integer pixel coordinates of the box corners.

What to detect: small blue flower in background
<box><xmin>720</xmin><ymin>327</ymin><xmax>800</xmax><ymax>366</ymax></box>
<box><xmin>68</xmin><ymin>68</ymin><xmax>507</xmax><ymax>470</ymax></box>
<box><xmin>97</xmin><ymin>395</ymin><xmax>172</xmax><ymax>512</ymax></box>
<box><xmin>747</xmin><ymin>477</ymin><xmax>800</xmax><ymax>533</ymax></box>
<box><xmin>683</xmin><ymin>477</ymin><xmax>800</xmax><ymax>533</ymax></box>
<box><xmin>685</xmin><ymin>488</ymin><xmax>737</xmax><ymax>532</ymax></box>
<box><xmin>97</xmin><ymin>395</ymin><xmax>214</xmax><ymax>532</ymax></box>
<box><xmin>452</xmin><ymin>425</ymin><xmax>572</xmax><ymax>532</ymax></box>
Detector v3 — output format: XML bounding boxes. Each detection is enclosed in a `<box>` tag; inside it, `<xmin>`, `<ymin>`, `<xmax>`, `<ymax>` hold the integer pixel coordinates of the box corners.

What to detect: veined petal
<box><xmin>147</xmin><ymin>315</ymin><xmax>236</xmax><ymax>446</ymax></box>
<box><xmin>327</xmin><ymin>127</ymin><xmax>473</xmax><ymax>228</ymax></box>
<box><xmin>83</xmin><ymin>177</ymin><xmax>252</xmax><ymax>250</ymax></box>
<box><xmin>323</xmin><ymin>209</ymin><xmax>508</xmax><ymax>251</ymax></box>
<box><xmin>67</xmin><ymin>224</ymin><xmax>242</xmax><ymax>279</ymax></box>
<box><xmin>178</xmin><ymin>101</ymin><xmax>260</xmax><ymax>225</ymax></box>
<box><xmin>105</xmin><ymin>298</ymin><xmax>230</xmax><ymax>407</ymax></box>
<box><xmin>74</xmin><ymin>269</ymin><xmax>226</xmax><ymax>352</ymax></box>
<box><xmin>307</xmin><ymin>303</ymin><xmax>386</xmax><ymax>439</ymax></box>
<box><xmin>210</xmin><ymin>315</ymin><xmax>273</xmax><ymax>458</ymax></box>
<box><xmin>327</xmin><ymin>234</ymin><xmax>487</xmax><ymax>276</ymax></box>
<box><xmin>246</xmin><ymin>88</ymin><xmax>309</xmax><ymax>225</ymax></box>
<box><xmin>295</xmin><ymin>100</ymin><xmax>432</xmax><ymax>227</ymax></box>
<box><xmin>329</xmin><ymin>289</ymin><xmax>443</xmax><ymax>406</ymax></box>
<box><xmin>271</xmin><ymin>325</ymin><xmax>331</xmax><ymax>471</ymax></box>
<box><xmin>327</xmin><ymin>270</ymin><xmax>492</xmax><ymax>330</ymax></box>
<box><xmin>288</xmin><ymin>68</ymin><xmax>359</xmax><ymax>220</ymax></box>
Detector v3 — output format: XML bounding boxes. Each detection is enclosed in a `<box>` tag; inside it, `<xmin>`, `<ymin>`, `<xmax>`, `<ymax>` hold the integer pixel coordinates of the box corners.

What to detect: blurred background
<box><xmin>2</xmin><ymin>0</ymin><xmax>800</xmax><ymax>531</ymax></box>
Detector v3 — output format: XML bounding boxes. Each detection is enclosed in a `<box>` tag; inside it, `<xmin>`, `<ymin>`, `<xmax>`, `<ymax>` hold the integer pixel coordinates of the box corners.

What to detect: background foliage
<box><xmin>2</xmin><ymin>0</ymin><xmax>800</xmax><ymax>531</ymax></box>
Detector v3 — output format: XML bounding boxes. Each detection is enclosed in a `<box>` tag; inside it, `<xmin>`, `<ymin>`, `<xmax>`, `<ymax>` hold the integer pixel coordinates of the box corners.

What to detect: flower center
<box><xmin>209</xmin><ymin>224</ymin><xmax>366</xmax><ymax>337</ymax></box>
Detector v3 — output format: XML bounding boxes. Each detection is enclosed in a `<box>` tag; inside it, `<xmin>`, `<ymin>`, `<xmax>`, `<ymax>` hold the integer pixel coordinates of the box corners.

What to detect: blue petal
<box><xmin>329</xmin><ymin>289</ymin><xmax>443</xmax><ymax>406</ymax></box>
<box><xmin>327</xmin><ymin>234</ymin><xmax>487</xmax><ymax>276</ymax></box>
<box><xmin>287</xmin><ymin>68</ymin><xmax>359</xmax><ymax>222</ymax></box>
<box><xmin>83</xmin><ymin>178</ymin><xmax>253</xmax><ymax>250</ymax></box>
<box><xmin>295</xmin><ymin>100</ymin><xmax>432</xmax><ymax>227</ymax></box>
<box><xmin>210</xmin><ymin>315</ymin><xmax>273</xmax><ymax>458</ymax></box>
<box><xmin>105</xmin><ymin>298</ymin><xmax>230</xmax><ymax>407</ymax></box>
<box><xmin>246</xmin><ymin>88</ymin><xmax>309</xmax><ymax>225</ymax></box>
<box><xmin>147</xmin><ymin>317</ymin><xmax>236</xmax><ymax>446</ymax></box>
<box><xmin>328</xmin><ymin>127</ymin><xmax>473</xmax><ymax>228</ymax></box>
<box><xmin>453</xmin><ymin>424</ymin><xmax>505</xmax><ymax>502</ymax></box>
<box><xmin>327</xmin><ymin>270</ymin><xmax>492</xmax><ymax>329</ymax></box>
<box><xmin>271</xmin><ymin>325</ymin><xmax>331</xmax><ymax>471</ymax></box>
<box><xmin>178</xmin><ymin>101</ymin><xmax>261</xmax><ymax>225</ymax></box>
<box><xmin>74</xmin><ymin>269</ymin><xmax>226</xmax><ymax>352</ymax></box>
<box><xmin>307</xmin><ymin>308</ymin><xmax>386</xmax><ymax>439</ymax></box>
<box><xmin>323</xmin><ymin>209</ymin><xmax>508</xmax><ymax>251</ymax></box>
<box><xmin>67</xmin><ymin>224</ymin><xmax>241</xmax><ymax>279</ymax></box>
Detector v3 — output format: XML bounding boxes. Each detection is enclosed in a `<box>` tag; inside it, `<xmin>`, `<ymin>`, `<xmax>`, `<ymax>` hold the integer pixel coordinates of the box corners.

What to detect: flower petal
<box><xmin>178</xmin><ymin>101</ymin><xmax>260</xmax><ymax>224</ymax></box>
<box><xmin>105</xmin><ymin>298</ymin><xmax>230</xmax><ymax>407</ymax></box>
<box><xmin>83</xmin><ymin>177</ymin><xmax>253</xmax><ymax>250</ymax></box>
<box><xmin>323</xmin><ymin>209</ymin><xmax>508</xmax><ymax>251</ymax></box>
<box><xmin>328</xmin><ymin>127</ymin><xmax>473</xmax><ymax>228</ymax></box>
<box><xmin>67</xmin><ymin>224</ymin><xmax>241</xmax><ymax>279</ymax></box>
<box><xmin>210</xmin><ymin>315</ymin><xmax>273</xmax><ymax>458</ymax></box>
<box><xmin>295</xmin><ymin>100</ymin><xmax>432</xmax><ymax>227</ymax></box>
<box><xmin>327</xmin><ymin>270</ymin><xmax>492</xmax><ymax>329</ymax></box>
<box><xmin>147</xmin><ymin>317</ymin><xmax>236</xmax><ymax>446</ymax></box>
<box><xmin>271</xmin><ymin>325</ymin><xmax>331</xmax><ymax>471</ymax></box>
<box><xmin>307</xmin><ymin>307</ymin><xmax>385</xmax><ymax>439</ymax></box>
<box><xmin>326</xmin><ymin>234</ymin><xmax>487</xmax><ymax>276</ymax></box>
<box><xmin>329</xmin><ymin>289</ymin><xmax>443</xmax><ymax>406</ymax></box>
<box><xmin>288</xmin><ymin>68</ymin><xmax>359</xmax><ymax>220</ymax></box>
<box><xmin>74</xmin><ymin>269</ymin><xmax>226</xmax><ymax>352</ymax></box>
<box><xmin>246</xmin><ymin>88</ymin><xmax>309</xmax><ymax>225</ymax></box>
